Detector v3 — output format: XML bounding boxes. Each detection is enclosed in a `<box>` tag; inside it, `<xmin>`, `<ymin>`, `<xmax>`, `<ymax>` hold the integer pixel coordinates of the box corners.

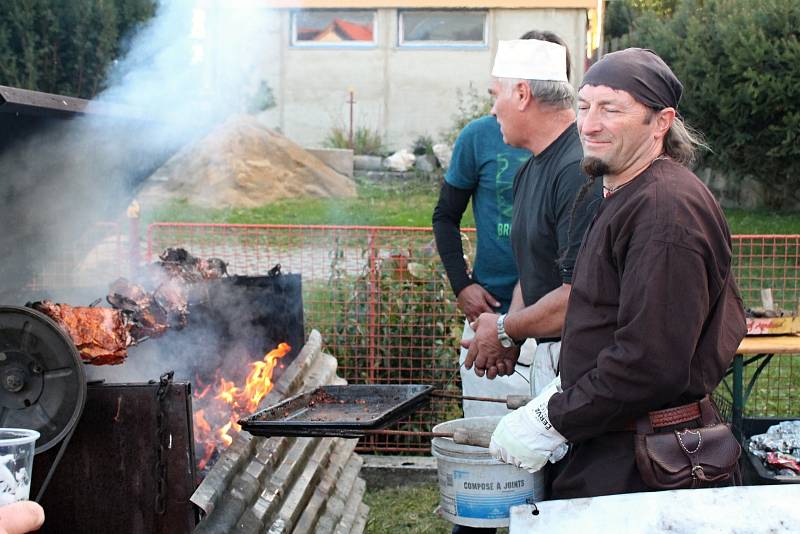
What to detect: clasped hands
<box><xmin>462</xmin><ymin>312</ymin><xmax>520</xmax><ymax>379</ymax></box>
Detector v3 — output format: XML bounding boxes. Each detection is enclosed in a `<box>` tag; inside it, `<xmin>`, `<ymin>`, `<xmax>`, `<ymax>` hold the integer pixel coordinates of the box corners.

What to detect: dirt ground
<box><xmin>136</xmin><ymin>115</ymin><xmax>357</xmax><ymax>209</ymax></box>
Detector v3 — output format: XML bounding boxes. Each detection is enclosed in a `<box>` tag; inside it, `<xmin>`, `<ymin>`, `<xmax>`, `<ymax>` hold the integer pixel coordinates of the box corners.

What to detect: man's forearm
<box><xmin>508</xmin><ymin>282</ymin><xmax>524</xmax><ymax>313</ymax></box>
<box><xmin>432</xmin><ymin>182</ymin><xmax>473</xmax><ymax>296</ymax></box>
<box><xmin>503</xmin><ymin>284</ymin><xmax>571</xmax><ymax>340</ymax></box>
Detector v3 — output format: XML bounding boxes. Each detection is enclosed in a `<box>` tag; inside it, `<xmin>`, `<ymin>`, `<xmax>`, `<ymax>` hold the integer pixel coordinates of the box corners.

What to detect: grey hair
<box><xmin>500</xmin><ymin>78</ymin><xmax>576</xmax><ymax>111</ymax></box>
<box><xmin>663</xmin><ymin>116</ymin><xmax>711</xmax><ymax>167</ymax></box>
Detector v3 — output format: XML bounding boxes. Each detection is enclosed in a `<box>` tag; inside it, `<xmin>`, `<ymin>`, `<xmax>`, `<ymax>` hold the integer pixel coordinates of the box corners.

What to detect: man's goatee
<box><xmin>581</xmin><ymin>156</ymin><xmax>610</xmax><ymax>178</ymax></box>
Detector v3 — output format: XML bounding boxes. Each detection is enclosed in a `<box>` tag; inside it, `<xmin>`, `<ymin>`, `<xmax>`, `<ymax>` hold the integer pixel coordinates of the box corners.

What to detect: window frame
<box><xmin>290</xmin><ymin>9</ymin><xmax>378</xmax><ymax>49</ymax></box>
<box><xmin>397</xmin><ymin>9</ymin><xmax>489</xmax><ymax>49</ymax></box>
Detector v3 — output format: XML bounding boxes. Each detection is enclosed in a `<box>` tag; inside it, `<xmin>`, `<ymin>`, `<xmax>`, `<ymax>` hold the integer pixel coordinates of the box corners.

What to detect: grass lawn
<box><xmin>143</xmin><ymin>176</ymin><xmax>470</xmax><ymax>228</ymax></box>
<box><xmin>144</xmin><ymin>176</ymin><xmax>800</xmax><ymax>234</ymax></box>
<box><xmin>364</xmin><ymin>484</ymin><xmax>452</xmax><ymax>534</ymax></box>
<box><xmin>364</xmin><ymin>483</ymin><xmax>509</xmax><ymax>534</ymax></box>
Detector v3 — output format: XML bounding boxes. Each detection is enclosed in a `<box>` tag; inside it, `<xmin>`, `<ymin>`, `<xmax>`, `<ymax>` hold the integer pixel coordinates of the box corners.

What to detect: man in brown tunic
<box><xmin>487</xmin><ymin>48</ymin><xmax>747</xmax><ymax>498</ymax></box>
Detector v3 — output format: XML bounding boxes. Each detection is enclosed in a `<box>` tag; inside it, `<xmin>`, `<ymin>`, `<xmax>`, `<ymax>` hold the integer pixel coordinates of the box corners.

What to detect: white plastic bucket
<box><xmin>431</xmin><ymin>416</ymin><xmax>546</xmax><ymax>528</ymax></box>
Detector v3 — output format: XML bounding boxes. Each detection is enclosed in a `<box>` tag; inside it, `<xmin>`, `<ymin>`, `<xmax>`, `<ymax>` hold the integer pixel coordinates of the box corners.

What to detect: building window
<box><xmin>291</xmin><ymin>10</ymin><xmax>376</xmax><ymax>47</ymax></box>
<box><xmin>399</xmin><ymin>10</ymin><xmax>487</xmax><ymax>48</ymax></box>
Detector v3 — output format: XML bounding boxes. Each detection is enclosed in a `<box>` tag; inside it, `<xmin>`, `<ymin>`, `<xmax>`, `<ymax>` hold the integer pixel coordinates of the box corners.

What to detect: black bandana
<box><xmin>581</xmin><ymin>48</ymin><xmax>682</xmax><ymax>110</ymax></box>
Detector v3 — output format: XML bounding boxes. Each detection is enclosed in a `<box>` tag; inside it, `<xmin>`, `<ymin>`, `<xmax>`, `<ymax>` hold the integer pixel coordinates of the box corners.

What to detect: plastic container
<box><xmin>0</xmin><ymin>428</ymin><xmax>40</xmax><ymax>505</ymax></box>
<box><xmin>431</xmin><ymin>416</ymin><xmax>546</xmax><ymax>528</ymax></box>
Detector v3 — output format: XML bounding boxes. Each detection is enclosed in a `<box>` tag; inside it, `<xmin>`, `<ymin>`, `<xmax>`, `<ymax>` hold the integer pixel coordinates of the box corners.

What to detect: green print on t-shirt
<box><xmin>495</xmin><ymin>153</ymin><xmax>529</xmax><ymax>237</ymax></box>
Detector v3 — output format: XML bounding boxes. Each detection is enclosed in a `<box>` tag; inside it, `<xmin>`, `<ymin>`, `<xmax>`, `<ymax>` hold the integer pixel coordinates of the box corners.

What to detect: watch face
<box><xmin>497</xmin><ymin>314</ymin><xmax>512</xmax><ymax>347</ymax></box>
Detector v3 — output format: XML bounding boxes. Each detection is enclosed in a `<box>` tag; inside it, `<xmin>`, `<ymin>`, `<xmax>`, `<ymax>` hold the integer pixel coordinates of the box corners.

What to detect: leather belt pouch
<box><xmin>633</xmin><ymin>396</ymin><xmax>741</xmax><ymax>490</ymax></box>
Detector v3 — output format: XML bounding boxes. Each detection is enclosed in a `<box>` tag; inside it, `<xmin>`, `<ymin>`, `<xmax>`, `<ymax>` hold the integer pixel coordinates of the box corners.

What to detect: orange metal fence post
<box><xmin>368</xmin><ymin>228</ymin><xmax>378</xmax><ymax>384</ymax></box>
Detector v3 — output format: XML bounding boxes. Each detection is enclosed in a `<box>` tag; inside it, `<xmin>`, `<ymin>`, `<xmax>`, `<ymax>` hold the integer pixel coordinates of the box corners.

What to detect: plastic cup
<box><xmin>0</xmin><ymin>428</ymin><xmax>39</xmax><ymax>504</ymax></box>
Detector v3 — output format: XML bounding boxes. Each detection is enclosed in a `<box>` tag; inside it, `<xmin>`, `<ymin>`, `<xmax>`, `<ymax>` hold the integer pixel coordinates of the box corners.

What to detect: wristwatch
<box><xmin>496</xmin><ymin>314</ymin><xmax>522</xmax><ymax>348</ymax></box>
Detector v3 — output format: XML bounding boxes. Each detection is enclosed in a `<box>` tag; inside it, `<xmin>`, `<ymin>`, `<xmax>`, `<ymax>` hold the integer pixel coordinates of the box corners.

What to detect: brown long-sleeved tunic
<box><xmin>547</xmin><ymin>158</ymin><xmax>747</xmax><ymax>498</ymax></box>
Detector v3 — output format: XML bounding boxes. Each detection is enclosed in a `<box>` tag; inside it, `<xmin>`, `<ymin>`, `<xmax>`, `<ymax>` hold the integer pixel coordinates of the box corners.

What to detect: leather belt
<box><xmin>648</xmin><ymin>401</ymin><xmax>702</xmax><ymax>428</ymax></box>
<box><xmin>623</xmin><ymin>401</ymin><xmax>702</xmax><ymax>431</ymax></box>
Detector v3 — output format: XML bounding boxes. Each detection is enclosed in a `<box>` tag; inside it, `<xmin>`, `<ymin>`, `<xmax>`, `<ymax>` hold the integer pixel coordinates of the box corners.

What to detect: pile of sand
<box><xmin>136</xmin><ymin>115</ymin><xmax>356</xmax><ymax>209</ymax></box>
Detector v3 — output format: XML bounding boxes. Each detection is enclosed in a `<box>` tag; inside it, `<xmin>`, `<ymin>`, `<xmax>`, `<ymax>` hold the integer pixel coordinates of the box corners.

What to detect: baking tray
<box><xmin>238</xmin><ymin>384</ymin><xmax>434</xmax><ymax>438</ymax></box>
<box><xmin>746</xmin><ymin>450</ymin><xmax>800</xmax><ymax>484</ymax></box>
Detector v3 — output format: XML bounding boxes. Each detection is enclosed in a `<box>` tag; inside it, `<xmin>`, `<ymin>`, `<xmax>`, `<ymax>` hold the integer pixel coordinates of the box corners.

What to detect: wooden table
<box><xmin>730</xmin><ymin>334</ymin><xmax>800</xmax><ymax>441</ymax></box>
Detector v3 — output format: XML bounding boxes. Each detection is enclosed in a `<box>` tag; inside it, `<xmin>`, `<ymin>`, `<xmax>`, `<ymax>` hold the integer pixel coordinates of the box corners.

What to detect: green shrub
<box><xmin>441</xmin><ymin>83</ymin><xmax>493</xmax><ymax>145</ymax></box>
<box><xmin>327</xmin><ymin>240</ymin><xmax>463</xmax><ymax>441</ymax></box>
<box><xmin>331</xmin><ymin>244</ymin><xmax>459</xmax><ymax>383</ymax></box>
<box><xmin>620</xmin><ymin>0</ymin><xmax>800</xmax><ymax>209</ymax></box>
<box><xmin>324</xmin><ymin>125</ymin><xmax>385</xmax><ymax>156</ymax></box>
<box><xmin>246</xmin><ymin>80</ymin><xmax>276</xmax><ymax>113</ymax></box>
<box><xmin>412</xmin><ymin>135</ymin><xmax>434</xmax><ymax>156</ymax></box>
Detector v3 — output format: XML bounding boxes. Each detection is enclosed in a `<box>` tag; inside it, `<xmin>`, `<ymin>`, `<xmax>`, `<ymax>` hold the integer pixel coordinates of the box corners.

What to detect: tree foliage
<box><xmin>605</xmin><ymin>0</ymin><xmax>680</xmax><ymax>38</ymax></box>
<box><xmin>0</xmin><ymin>0</ymin><xmax>156</xmax><ymax>98</ymax></box>
<box><xmin>619</xmin><ymin>0</ymin><xmax>800</xmax><ymax>209</ymax></box>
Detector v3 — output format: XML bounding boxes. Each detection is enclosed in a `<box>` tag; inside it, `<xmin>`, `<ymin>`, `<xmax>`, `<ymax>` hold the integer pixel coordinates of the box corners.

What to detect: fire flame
<box><xmin>193</xmin><ymin>342</ymin><xmax>291</xmax><ymax>471</ymax></box>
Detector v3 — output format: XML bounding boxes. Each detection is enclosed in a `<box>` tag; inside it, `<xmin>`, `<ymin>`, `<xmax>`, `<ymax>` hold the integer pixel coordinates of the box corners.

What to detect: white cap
<box><xmin>491</xmin><ymin>39</ymin><xmax>568</xmax><ymax>82</ymax></box>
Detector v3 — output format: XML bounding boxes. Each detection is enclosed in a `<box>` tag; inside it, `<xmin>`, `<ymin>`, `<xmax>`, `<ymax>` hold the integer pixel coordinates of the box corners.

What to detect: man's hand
<box><xmin>457</xmin><ymin>284</ymin><xmax>500</xmax><ymax>323</ymax></box>
<box><xmin>0</xmin><ymin>501</ymin><xmax>45</xmax><ymax>534</ymax></box>
<box><xmin>490</xmin><ymin>377</ymin><xmax>568</xmax><ymax>473</ymax></box>
<box><xmin>462</xmin><ymin>312</ymin><xmax>519</xmax><ymax>379</ymax></box>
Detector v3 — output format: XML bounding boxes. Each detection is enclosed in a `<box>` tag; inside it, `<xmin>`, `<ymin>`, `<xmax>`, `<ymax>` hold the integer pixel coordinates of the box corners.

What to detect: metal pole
<box><xmin>597</xmin><ymin>0</ymin><xmax>604</xmax><ymax>60</ymax></box>
<box><xmin>732</xmin><ymin>354</ymin><xmax>744</xmax><ymax>443</ymax></box>
<box><xmin>348</xmin><ymin>88</ymin><xmax>355</xmax><ymax>149</ymax></box>
<box><xmin>368</xmin><ymin>229</ymin><xmax>378</xmax><ymax>383</ymax></box>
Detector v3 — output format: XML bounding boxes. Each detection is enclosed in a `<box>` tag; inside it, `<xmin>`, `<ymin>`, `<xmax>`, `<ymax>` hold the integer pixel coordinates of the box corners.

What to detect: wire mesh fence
<box><xmin>146</xmin><ymin>223</ymin><xmax>470</xmax><ymax>452</ymax></box>
<box><xmin>25</xmin><ymin>222</ymin><xmax>125</xmax><ymax>293</ymax></box>
<box><xmin>144</xmin><ymin>224</ymin><xmax>800</xmax><ymax>452</ymax></box>
<box><xmin>726</xmin><ymin>235</ymin><xmax>800</xmax><ymax>419</ymax></box>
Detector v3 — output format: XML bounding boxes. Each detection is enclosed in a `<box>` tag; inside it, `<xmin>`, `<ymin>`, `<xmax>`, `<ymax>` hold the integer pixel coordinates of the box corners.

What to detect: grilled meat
<box><xmin>156</xmin><ymin>247</ymin><xmax>228</xmax><ymax>283</ymax></box>
<box><xmin>28</xmin><ymin>248</ymin><xmax>231</xmax><ymax>364</ymax></box>
<box><xmin>107</xmin><ymin>278</ymin><xmax>169</xmax><ymax>340</ymax></box>
<box><xmin>30</xmin><ymin>300</ymin><xmax>134</xmax><ymax>365</ymax></box>
<box><xmin>153</xmin><ymin>279</ymin><xmax>189</xmax><ymax>329</ymax></box>
<box><xmin>198</xmin><ymin>257</ymin><xmax>228</xmax><ymax>279</ymax></box>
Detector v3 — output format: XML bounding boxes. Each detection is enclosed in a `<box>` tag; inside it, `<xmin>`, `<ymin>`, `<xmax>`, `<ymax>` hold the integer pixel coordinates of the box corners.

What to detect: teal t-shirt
<box><xmin>445</xmin><ymin>116</ymin><xmax>531</xmax><ymax>311</ymax></box>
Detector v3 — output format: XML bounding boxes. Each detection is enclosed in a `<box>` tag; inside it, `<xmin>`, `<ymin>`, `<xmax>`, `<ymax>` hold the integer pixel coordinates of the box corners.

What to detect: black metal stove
<box><xmin>0</xmin><ymin>306</ymin><xmax>194</xmax><ymax>532</ymax></box>
<box><xmin>0</xmin><ymin>268</ymin><xmax>305</xmax><ymax>533</ymax></box>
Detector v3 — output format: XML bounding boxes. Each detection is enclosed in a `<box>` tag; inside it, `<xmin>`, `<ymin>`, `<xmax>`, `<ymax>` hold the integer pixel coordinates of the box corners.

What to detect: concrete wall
<box><xmin>256</xmin><ymin>7</ymin><xmax>587</xmax><ymax>150</ymax></box>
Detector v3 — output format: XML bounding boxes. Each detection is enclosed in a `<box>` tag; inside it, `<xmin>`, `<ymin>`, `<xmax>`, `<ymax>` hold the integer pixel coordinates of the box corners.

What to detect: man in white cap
<box><xmin>463</xmin><ymin>38</ymin><xmax>599</xmax><ymax>400</ymax></box>
<box><xmin>434</xmin><ymin>31</ymin><xmax>577</xmax><ymax>425</ymax></box>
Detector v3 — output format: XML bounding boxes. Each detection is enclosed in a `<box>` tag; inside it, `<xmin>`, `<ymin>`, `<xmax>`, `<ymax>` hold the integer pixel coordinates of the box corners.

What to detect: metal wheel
<box><xmin>0</xmin><ymin>306</ymin><xmax>86</xmax><ymax>453</ymax></box>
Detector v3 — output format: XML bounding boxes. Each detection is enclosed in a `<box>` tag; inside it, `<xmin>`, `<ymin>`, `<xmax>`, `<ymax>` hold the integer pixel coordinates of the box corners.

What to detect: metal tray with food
<box><xmin>239</xmin><ymin>384</ymin><xmax>434</xmax><ymax>438</ymax></box>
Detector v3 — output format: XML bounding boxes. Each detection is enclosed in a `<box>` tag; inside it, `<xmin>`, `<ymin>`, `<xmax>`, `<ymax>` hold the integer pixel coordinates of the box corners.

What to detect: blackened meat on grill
<box><xmin>29</xmin><ymin>300</ymin><xmax>134</xmax><ymax>365</ymax></box>
<box><xmin>197</xmin><ymin>258</ymin><xmax>228</xmax><ymax>279</ymax></box>
<box><xmin>107</xmin><ymin>278</ymin><xmax>169</xmax><ymax>340</ymax></box>
<box><xmin>156</xmin><ymin>247</ymin><xmax>228</xmax><ymax>282</ymax></box>
<box><xmin>153</xmin><ymin>279</ymin><xmax>189</xmax><ymax>329</ymax></box>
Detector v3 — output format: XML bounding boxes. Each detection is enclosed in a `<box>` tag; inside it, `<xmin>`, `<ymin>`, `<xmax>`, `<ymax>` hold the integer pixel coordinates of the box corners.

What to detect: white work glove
<box><xmin>489</xmin><ymin>376</ymin><xmax>568</xmax><ymax>473</ymax></box>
